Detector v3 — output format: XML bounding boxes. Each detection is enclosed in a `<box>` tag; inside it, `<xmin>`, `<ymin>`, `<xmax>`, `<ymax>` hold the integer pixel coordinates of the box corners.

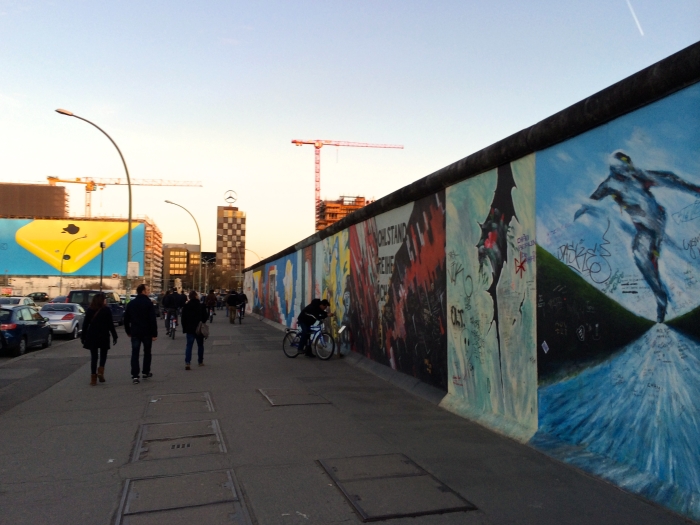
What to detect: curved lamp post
<box><xmin>245</xmin><ymin>248</ymin><xmax>262</xmax><ymax>262</ymax></box>
<box><xmin>55</xmin><ymin>109</ymin><xmax>133</xmax><ymax>295</ymax></box>
<box><xmin>59</xmin><ymin>235</ymin><xmax>87</xmax><ymax>296</ymax></box>
<box><xmin>165</xmin><ymin>200</ymin><xmax>202</xmax><ymax>292</ymax></box>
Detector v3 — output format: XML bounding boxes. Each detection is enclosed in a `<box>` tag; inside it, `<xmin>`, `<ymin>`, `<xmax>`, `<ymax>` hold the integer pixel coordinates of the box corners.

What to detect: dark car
<box><xmin>66</xmin><ymin>290</ymin><xmax>125</xmax><ymax>325</ymax></box>
<box><xmin>48</xmin><ymin>296</ymin><xmax>67</xmax><ymax>303</ymax></box>
<box><xmin>27</xmin><ymin>292</ymin><xmax>50</xmax><ymax>303</ymax></box>
<box><xmin>0</xmin><ymin>305</ymin><xmax>53</xmax><ymax>357</ymax></box>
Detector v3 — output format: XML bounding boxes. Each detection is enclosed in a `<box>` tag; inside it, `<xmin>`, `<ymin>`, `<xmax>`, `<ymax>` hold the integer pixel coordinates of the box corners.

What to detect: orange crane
<box><xmin>291</xmin><ymin>139</ymin><xmax>403</xmax><ymax>230</ymax></box>
<box><xmin>47</xmin><ymin>176</ymin><xmax>202</xmax><ymax>217</ymax></box>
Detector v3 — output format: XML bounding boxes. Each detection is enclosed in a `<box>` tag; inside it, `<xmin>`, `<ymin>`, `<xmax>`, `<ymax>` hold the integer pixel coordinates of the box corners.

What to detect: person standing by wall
<box><xmin>124</xmin><ymin>284</ymin><xmax>158</xmax><ymax>384</ymax></box>
<box><xmin>181</xmin><ymin>290</ymin><xmax>208</xmax><ymax>370</ymax></box>
<box><xmin>82</xmin><ymin>293</ymin><xmax>118</xmax><ymax>386</ymax></box>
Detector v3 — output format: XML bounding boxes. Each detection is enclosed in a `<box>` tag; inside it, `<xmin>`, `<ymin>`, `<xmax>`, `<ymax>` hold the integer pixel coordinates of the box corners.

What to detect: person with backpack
<box><xmin>81</xmin><ymin>292</ymin><xmax>118</xmax><ymax>386</ymax></box>
<box><xmin>297</xmin><ymin>299</ymin><xmax>332</xmax><ymax>358</ymax></box>
<box><xmin>181</xmin><ymin>290</ymin><xmax>208</xmax><ymax>370</ymax></box>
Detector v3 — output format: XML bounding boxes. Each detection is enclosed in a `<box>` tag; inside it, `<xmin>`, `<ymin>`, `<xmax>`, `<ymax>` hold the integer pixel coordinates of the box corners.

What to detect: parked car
<box><xmin>0</xmin><ymin>305</ymin><xmax>53</xmax><ymax>357</ymax></box>
<box><xmin>66</xmin><ymin>290</ymin><xmax>125</xmax><ymax>325</ymax></box>
<box><xmin>0</xmin><ymin>297</ymin><xmax>37</xmax><ymax>308</ymax></box>
<box><xmin>40</xmin><ymin>303</ymin><xmax>85</xmax><ymax>339</ymax></box>
<box><xmin>27</xmin><ymin>292</ymin><xmax>50</xmax><ymax>303</ymax></box>
<box><xmin>48</xmin><ymin>296</ymin><xmax>67</xmax><ymax>303</ymax></box>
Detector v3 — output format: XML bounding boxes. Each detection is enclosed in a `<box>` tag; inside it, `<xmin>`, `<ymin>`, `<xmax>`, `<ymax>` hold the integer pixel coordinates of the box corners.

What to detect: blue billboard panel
<box><xmin>0</xmin><ymin>219</ymin><xmax>145</xmax><ymax>276</ymax></box>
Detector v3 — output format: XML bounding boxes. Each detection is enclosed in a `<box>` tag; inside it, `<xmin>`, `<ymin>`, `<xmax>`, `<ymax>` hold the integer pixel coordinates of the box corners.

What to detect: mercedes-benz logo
<box><xmin>224</xmin><ymin>190</ymin><xmax>237</xmax><ymax>205</ymax></box>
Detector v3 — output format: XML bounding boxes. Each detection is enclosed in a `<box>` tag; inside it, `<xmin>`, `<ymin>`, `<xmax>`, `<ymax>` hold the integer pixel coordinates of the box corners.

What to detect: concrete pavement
<box><xmin>0</xmin><ymin>314</ymin><xmax>692</xmax><ymax>524</ymax></box>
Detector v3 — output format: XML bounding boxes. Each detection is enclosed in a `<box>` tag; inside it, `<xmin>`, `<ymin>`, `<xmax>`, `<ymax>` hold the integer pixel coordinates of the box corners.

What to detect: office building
<box><xmin>216</xmin><ymin>206</ymin><xmax>245</xmax><ymax>289</ymax></box>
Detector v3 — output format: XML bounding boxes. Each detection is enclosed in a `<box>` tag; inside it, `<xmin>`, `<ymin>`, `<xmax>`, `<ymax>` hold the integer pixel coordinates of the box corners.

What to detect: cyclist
<box><xmin>297</xmin><ymin>299</ymin><xmax>331</xmax><ymax>358</ymax></box>
<box><xmin>205</xmin><ymin>289</ymin><xmax>217</xmax><ymax>321</ymax></box>
<box><xmin>162</xmin><ymin>289</ymin><xmax>178</xmax><ymax>335</ymax></box>
<box><xmin>235</xmin><ymin>292</ymin><xmax>248</xmax><ymax>322</ymax></box>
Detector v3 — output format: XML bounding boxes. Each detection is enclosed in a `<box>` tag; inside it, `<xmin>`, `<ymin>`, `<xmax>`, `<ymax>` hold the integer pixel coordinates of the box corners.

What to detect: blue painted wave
<box><xmin>533</xmin><ymin>324</ymin><xmax>700</xmax><ymax>520</ymax></box>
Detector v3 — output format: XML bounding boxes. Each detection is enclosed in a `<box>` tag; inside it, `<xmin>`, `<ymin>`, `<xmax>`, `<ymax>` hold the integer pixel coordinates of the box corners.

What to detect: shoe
<box><xmin>185</xmin><ymin>364</ymin><xmax>191</xmax><ymax>370</ymax></box>
<box><xmin>132</xmin><ymin>377</ymin><xmax>140</xmax><ymax>384</ymax></box>
<box><xmin>198</xmin><ymin>362</ymin><xmax>204</xmax><ymax>366</ymax></box>
<box><xmin>90</xmin><ymin>374</ymin><xmax>97</xmax><ymax>386</ymax></box>
<box><xmin>143</xmin><ymin>373</ymin><xmax>153</xmax><ymax>379</ymax></box>
<box><xmin>304</xmin><ymin>352</ymin><xmax>316</xmax><ymax>358</ymax></box>
<box><xmin>97</xmin><ymin>367</ymin><xmax>105</xmax><ymax>382</ymax></box>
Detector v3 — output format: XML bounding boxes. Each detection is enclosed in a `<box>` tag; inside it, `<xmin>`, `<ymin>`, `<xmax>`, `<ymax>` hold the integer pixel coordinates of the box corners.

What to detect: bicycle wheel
<box><xmin>282</xmin><ymin>332</ymin><xmax>301</xmax><ymax>358</ymax></box>
<box><xmin>171</xmin><ymin>322</ymin><xmax>176</xmax><ymax>339</ymax></box>
<box><xmin>314</xmin><ymin>331</ymin><xmax>335</xmax><ymax>360</ymax></box>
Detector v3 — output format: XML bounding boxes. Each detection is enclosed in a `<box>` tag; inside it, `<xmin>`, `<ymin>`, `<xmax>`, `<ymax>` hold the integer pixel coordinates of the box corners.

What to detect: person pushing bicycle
<box><xmin>297</xmin><ymin>299</ymin><xmax>332</xmax><ymax>358</ymax></box>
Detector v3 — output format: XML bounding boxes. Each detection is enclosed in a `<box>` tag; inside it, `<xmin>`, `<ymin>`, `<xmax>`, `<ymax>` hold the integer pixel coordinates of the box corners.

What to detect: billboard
<box><xmin>0</xmin><ymin>219</ymin><xmax>145</xmax><ymax>276</ymax></box>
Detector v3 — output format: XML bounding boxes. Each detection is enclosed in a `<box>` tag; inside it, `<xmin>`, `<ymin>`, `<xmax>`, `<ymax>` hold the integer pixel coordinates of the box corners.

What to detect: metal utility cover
<box><xmin>145</xmin><ymin>392</ymin><xmax>214</xmax><ymax>416</ymax></box>
<box><xmin>258</xmin><ymin>388</ymin><xmax>330</xmax><ymax>406</ymax></box>
<box><xmin>319</xmin><ymin>454</ymin><xmax>476</xmax><ymax>522</ymax></box>
<box><xmin>133</xmin><ymin>419</ymin><xmax>226</xmax><ymax>461</ymax></box>
<box><xmin>116</xmin><ymin>470</ymin><xmax>249</xmax><ymax>525</ymax></box>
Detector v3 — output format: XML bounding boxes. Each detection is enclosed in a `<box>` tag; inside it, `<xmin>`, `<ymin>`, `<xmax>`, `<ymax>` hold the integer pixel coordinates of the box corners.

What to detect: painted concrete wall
<box><xmin>245</xmin><ymin>45</ymin><xmax>700</xmax><ymax>521</ymax></box>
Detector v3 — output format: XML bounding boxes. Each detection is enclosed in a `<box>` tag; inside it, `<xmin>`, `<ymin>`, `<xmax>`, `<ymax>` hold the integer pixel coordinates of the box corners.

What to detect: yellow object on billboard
<box><xmin>15</xmin><ymin>220</ymin><xmax>136</xmax><ymax>273</ymax></box>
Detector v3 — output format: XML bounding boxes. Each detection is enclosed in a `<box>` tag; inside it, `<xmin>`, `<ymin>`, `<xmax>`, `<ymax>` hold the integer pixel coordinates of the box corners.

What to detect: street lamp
<box><xmin>55</xmin><ymin>109</ymin><xmax>134</xmax><ymax>295</ymax></box>
<box><xmin>165</xmin><ymin>200</ymin><xmax>202</xmax><ymax>292</ymax></box>
<box><xmin>59</xmin><ymin>235</ymin><xmax>87</xmax><ymax>296</ymax></box>
<box><xmin>99</xmin><ymin>241</ymin><xmax>106</xmax><ymax>292</ymax></box>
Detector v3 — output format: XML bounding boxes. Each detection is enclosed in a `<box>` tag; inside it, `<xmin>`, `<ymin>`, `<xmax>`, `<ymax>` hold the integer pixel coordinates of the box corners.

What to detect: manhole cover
<box><xmin>116</xmin><ymin>470</ymin><xmax>250</xmax><ymax>524</ymax></box>
<box><xmin>145</xmin><ymin>392</ymin><xmax>214</xmax><ymax>416</ymax></box>
<box><xmin>132</xmin><ymin>419</ymin><xmax>226</xmax><ymax>461</ymax></box>
<box><xmin>319</xmin><ymin>454</ymin><xmax>476</xmax><ymax>522</ymax></box>
<box><xmin>258</xmin><ymin>388</ymin><xmax>330</xmax><ymax>406</ymax></box>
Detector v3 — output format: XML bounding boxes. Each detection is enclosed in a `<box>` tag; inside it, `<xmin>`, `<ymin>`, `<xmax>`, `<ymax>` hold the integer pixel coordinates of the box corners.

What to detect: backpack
<box><xmin>196</xmin><ymin>321</ymin><xmax>209</xmax><ymax>339</ymax></box>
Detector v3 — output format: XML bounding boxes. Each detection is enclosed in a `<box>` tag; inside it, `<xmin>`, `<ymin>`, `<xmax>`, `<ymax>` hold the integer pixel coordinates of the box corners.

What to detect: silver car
<box><xmin>40</xmin><ymin>303</ymin><xmax>85</xmax><ymax>339</ymax></box>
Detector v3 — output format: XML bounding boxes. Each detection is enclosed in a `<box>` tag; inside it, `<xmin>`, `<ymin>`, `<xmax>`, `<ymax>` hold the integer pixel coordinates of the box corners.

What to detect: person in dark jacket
<box><xmin>82</xmin><ymin>293</ymin><xmax>118</xmax><ymax>386</ymax></box>
<box><xmin>124</xmin><ymin>284</ymin><xmax>158</xmax><ymax>384</ymax></box>
<box><xmin>178</xmin><ymin>291</ymin><xmax>188</xmax><ymax>309</ymax></box>
<box><xmin>226</xmin><ymin>291</ymin><xmax>238</xmax><ymax>323</ymax></box>
<box><xmin>162</xmin><ymin>289</ymin><xmax>178</xmax><ymax>333</ymax></box>
<box><xmin>181</xmin><ymin>290</ymin><xmax>208</xmax><ymax>369</ymax></box>
<box><xmin>297</xmin><ymin>299</ymin><xmax>332</xmax><ymax>358</ymax></box>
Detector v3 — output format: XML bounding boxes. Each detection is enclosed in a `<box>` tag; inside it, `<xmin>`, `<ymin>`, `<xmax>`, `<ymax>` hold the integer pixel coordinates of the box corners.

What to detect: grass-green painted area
<box><xmin>667</xmin><ymin>305</ymin><xmax>700</xmax><ymax>341</ymax></box>
<box><xmin>536</xmin><ymin>245</ymin><xmax>654</xmax><ymax>385</ymax></box>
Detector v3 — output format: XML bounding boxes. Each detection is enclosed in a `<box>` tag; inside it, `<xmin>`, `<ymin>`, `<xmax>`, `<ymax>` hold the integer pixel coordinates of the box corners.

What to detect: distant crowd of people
<box><xmin>81</xmin><ymin>286</ymin><xmax>249</xmax><ymax>385</ymax></box>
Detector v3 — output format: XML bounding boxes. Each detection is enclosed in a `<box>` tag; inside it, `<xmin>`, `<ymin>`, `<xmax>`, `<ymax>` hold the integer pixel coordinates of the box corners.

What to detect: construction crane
<box><xmin>291</xmin><ymin>139</ymin><xmax>403</xmax><ymax>230</ymax></box>
<box><xmin>47</xmin><ymin>176</ymin><xmax>202</xmax><ymax>217</ymax></box>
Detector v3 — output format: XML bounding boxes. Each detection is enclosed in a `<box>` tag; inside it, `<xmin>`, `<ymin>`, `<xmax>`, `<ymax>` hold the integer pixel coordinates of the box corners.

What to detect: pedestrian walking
<box><xmin>226</xmin><ymin>290</ymin><xmax>239</xmax><ymax>323</ymax></box>
<box><xmin>181</xmin><ymin>290</ymin><xmax>208</xmax><ymax>370</ymax></box>
<box><xmin>81</xmin><ymin>292</ymin><xmax>118</xmax><ymax>386</ymax></box>
<box><xmin>124</xmin><ymin>284</ymin><xmax>158</xmax><ymax>384</ymax></box>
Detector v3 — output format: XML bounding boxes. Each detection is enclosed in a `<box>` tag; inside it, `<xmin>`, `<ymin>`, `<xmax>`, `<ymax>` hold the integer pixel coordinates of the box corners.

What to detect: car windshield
<box><xmin>0</xmin><ymin>310</ymin><xmax>11</xmax><ymax>322</ymax></box>
<box><xmin>0</xmin><ymin>298</ymin><xmax>20</xmax><ymax>304</ymax></box>
<box><xmin>41</xmin><ymin>304</ymin><xmax>74</xmax><ymax>312</ymax></box>
<box><xmin>51</xmin><ymin>296</ymin><xmax>67</xmax><ymax>303</ymax></box>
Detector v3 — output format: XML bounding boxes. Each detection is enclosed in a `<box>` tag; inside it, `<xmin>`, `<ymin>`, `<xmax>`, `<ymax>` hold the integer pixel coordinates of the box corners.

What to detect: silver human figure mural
<box><xmin>575</xmin><ymin>151</ymin><xmax>700</xmax><ymax>323</ymax></box>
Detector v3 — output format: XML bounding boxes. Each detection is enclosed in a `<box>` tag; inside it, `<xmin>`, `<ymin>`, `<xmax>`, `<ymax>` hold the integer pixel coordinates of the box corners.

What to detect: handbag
<box><xmin>196</xmin><ymin>321</ymin><xmax>209</xmax><ymax>339</ymax></box>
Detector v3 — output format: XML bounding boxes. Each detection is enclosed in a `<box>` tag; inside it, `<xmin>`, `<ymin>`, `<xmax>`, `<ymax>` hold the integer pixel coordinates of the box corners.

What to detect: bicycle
<box><xmin>282</xmin><ymin>319</ymin><xmax>335</xmax><ymax>360</ymax></box>
<box><xmin>164</xmin><ymin>309</ymin><xmax>178</xmax><ymax>339</ymax></box>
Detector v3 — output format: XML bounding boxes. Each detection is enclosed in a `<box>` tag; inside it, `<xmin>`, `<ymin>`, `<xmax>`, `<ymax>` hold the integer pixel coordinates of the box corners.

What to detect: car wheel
<box><xmin>71</xmin><ymin>326</ymin><xmax>79</xmax><ymax>340</ymax></box>
<box><xmin>42</xmin><ymin>332</ymin><xmax>52</xmax><ymax>349</ymax></box>
<box><xmin>13</xmin><ymin>337</ymin><xmax>27</xmax><ymax>357</ymax></box>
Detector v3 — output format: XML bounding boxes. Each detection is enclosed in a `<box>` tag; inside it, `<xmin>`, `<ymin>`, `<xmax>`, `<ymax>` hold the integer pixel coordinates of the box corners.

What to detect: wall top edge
<box><xmin>246</xmin><ymin>41</ymin><xmax>700</xmax><ymax>273</ymax></box>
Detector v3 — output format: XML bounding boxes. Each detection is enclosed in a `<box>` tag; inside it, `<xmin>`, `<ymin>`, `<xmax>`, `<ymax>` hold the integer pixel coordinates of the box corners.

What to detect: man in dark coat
<box><xmin>181</xmin><ymin>290</ymin><xmax>208</xmax><ymax>369</ymax></box>
<box><xmin>124</xmin><ymin>284</ymin><xmax>158</xmax><ymax>384</ymax></box>
<box><xmin>297</xmin><ymin>299</ymin><xmax>331</xmax><ymax>357</ymax></box>
<box><xmin>226</xmin><ymin>291</ymin><xmax>239</xmax><ymax>324</ymax></box>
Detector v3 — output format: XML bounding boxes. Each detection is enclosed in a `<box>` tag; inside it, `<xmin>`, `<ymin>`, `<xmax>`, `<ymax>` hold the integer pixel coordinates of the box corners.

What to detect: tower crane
<box><xmin>291</xmin><ymin>139</ymin><xmax>403</xmax><ymax>230</ymax></box>
<box><xmin>46</xmin><ymin>176</ymin><xmax>202</xmax><ymax>217</ymax></box>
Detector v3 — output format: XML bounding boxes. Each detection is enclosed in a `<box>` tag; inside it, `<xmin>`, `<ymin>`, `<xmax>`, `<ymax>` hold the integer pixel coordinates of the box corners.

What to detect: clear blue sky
<box><xmin>1</xmin><ymin>0</ymin><xmax>698</xmax><ymax>265</ymax></box>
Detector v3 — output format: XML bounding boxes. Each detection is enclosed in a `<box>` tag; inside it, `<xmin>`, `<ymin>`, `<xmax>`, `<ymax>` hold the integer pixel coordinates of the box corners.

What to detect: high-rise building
<box><xmin>216</xmin><ymin>206</ymin><xmax>246</xmax><ymax>289</ymax></box>
<box><xmin>0</xmin><ymin>183</ymin><xmax>68</xmax><ymax>217</ymax></box>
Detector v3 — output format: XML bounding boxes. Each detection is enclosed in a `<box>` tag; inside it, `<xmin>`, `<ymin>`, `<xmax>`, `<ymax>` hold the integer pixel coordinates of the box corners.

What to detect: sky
<box><xmin>1</xmin><ymin>0</ymin><xmax>698</xmax><ymax>267</ymax></box>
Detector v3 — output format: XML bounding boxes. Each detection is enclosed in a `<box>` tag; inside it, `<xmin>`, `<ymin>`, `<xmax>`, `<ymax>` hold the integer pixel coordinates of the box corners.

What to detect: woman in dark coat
<box><xmin>181</xmin><ymin>290</ymin><xmax>208</xmax><ymax>370</ymax></box>
<box><xmin>82</xmin><ymin>293</ymin><xmax>118</xmax><ymax>385</ymax></box>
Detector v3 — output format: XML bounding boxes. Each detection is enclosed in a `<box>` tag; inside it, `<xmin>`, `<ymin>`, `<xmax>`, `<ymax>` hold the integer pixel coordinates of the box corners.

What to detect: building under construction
<box><xmin>0</xmin><ymin>182</ymin><xmax>69</xmax><ymax>217</ymax></box>
<box><xmin>317</xmin><ymin>196</ymin><xmax>371</xmax><ymax>230</ymax></box>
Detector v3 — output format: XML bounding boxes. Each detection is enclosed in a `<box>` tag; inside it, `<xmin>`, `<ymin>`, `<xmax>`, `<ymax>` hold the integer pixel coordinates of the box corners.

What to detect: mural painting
<box><xmin>262</xmin><ymin>254</ymin><xmax>299</xmax><ymax>327</ymax></box>
<box><xmin>250</xmin><ymin>270</ymin><xmax>263</xmax><ymax>315</ymax></box>
<box><xmin>243</xmin><ymin>271</ymin><xmax>253</xmax><ymax>314</ymax></box>
<box><xmin>301</xmin><ymin>245</ymin><xmax>315</xmax><ymax>308</ymax></box>
<box><xmin>319</xmin><ymin>230</ymin><xmax>351</xmax><ymax>352</ymax></box>
<box><xmin>443</xmin><ymin>156</ymin><xmax>537</xmax><ymax>439</ymax></box>
<box><xmin>534</xmin><ymin>83</ymin><xmax>700</xmax><ymax>520</ymax></box>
